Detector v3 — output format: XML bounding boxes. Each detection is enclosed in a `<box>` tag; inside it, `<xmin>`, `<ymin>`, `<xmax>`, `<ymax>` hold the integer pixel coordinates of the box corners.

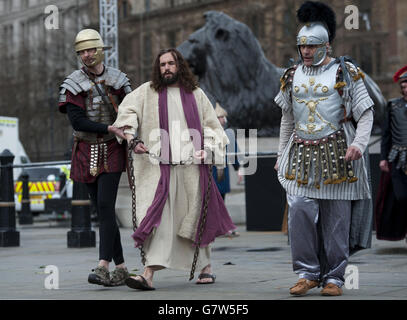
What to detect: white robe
<box><xmin>113</xmin><ymin>83</ymin><xmax>229</xmax><ymax>271</ymax></box>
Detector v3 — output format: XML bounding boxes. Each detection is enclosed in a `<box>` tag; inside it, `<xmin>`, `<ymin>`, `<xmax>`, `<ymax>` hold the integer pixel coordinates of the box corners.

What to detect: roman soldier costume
<box><xmin>58</xmin><ymin>29</ymin><xmax>132</xmax><ymax>286</ymax></box>
<box><xmin>375</xmin><ymin>66</ymin><xmax>407</xmax><ymax>241</ymax></box>
<box><xmin>275</xmin><ymin>1</ymin><xmax>374</xmax><ymax>296</ymax></box>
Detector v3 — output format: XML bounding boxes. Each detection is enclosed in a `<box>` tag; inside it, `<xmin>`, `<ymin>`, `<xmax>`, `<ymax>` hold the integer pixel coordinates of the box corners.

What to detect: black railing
<box><xmin>2</xmin><ymin>160</ymin><xmax>71</xmax><ymax>169</ymax></box>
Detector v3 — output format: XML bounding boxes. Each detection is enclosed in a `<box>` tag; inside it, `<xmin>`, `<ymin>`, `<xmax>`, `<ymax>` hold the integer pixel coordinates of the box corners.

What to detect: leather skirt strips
<box><xmin>285</xmin><ymin>128</ymin><xmax>358</xmax><ymax>189</ymax></box>
<box><xmin>388</xmin><ymin>145</ymin><xmax>407</xmax><ymax>174</ymax></box>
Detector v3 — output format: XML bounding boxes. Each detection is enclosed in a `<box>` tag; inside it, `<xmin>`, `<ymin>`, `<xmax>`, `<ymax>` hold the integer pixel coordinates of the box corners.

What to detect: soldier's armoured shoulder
<box><xmin>344</xmin><ymin>61</ymin><xmax>365</xmax><ymax>82</ymax></box>
<box><xmin>105</xmin><ymin>66</ymin><xmax>132</xmax><ymax>93</ymax></box>
<box><xmin>388</xmin><ymin>97</ymin><xmax>404</xmax><ymax>109</ymax></box>
<box><xmin>60</xmin><ymin>69</ymin><xmax>91</xmax><ymax>96</ymax></box>
<box><xmin>280</xmin><ymin>65</ymin><xmax>297</xmax><ymax>92</ymax></box>
<box><xmin>59</xmin><ymin>69</ymin><xmax>88</xmax><ymax>104</ymax></box>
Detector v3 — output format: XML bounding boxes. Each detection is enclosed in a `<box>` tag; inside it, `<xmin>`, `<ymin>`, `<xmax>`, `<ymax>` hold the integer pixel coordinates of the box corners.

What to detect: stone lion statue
<box><xmin>178</xmin><ymin>11</ymin><xmax>283</xmax><ymax>135</ymax></box>
<box><xmin>178</xmin><ymin>11</ymin><xmax>386</xmax><ymax>136</ymax></box>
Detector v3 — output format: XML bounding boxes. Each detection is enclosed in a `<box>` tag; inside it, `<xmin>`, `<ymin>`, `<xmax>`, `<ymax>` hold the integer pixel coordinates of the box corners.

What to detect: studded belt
<box><xmin>285</xmin><ymin>129</ymin><xmax>357</xmax><ymax>189</ymax></box>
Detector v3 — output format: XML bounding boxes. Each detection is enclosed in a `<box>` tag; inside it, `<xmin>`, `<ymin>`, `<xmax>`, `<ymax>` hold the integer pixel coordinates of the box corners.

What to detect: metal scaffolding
<box><xmin>99</xmin><ymin>0</ymin><xmax>118</xmax><ymax>68</ymax></box>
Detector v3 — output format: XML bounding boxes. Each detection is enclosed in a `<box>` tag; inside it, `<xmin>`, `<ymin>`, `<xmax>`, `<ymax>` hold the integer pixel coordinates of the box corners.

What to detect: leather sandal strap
<box><xmin>198</xmin><ymin>273</ymin><xmax>216</xmax><ymax>280</ymax></box>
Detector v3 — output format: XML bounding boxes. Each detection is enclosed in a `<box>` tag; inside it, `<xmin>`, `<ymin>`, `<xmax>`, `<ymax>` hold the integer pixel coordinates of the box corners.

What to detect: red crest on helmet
<box><xmin>393</xmin><ymin>65</ymin><xmax>407</xmax><ymax>83</ymax></box>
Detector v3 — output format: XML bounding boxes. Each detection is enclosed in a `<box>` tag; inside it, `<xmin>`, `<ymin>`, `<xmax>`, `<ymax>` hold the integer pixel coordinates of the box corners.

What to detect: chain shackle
<box><xmin>128</xmin><ymin>142</ymin><xmax>146</xmax><ymax>266</ymax></box>
<box><xmin>189</xmin><ymin>162</ymin><xmax>214</xmax><ymax>281</ymax></box>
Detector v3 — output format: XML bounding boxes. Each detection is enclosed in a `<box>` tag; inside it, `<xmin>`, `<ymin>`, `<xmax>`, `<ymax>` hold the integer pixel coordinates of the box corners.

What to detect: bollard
<box><xmin>59</xmin><ymin>172</ymin><xmax>66</xmax><ymax>198</ymax></box>
<box><xmin>67</xmin><ymin>181</ymin><xmax>95</xmax><ymax>248</ymax></box>
<box><xmin>0</xmin><ymin>149</ymin><xmax>20</xmax><ymax>247</ymax></box>
<box><xmin>18</xmin><ymin>171</ymin><xmax>33</xmax><ymax>225</ymax></box>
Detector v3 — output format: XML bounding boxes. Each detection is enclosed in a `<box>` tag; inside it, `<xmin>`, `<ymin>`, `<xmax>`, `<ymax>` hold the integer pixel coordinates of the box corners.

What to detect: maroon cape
<box><xmin>375</xmin><ymin>170</ymin><xmax>407</xmax><ymax>241</ymax></box>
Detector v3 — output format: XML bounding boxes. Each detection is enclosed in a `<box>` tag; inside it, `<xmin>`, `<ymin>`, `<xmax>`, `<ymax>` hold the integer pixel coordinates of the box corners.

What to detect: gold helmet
<box><xmin>74</xmin><ymin>29</ymin><xmax>110</xmax><ymax>67</ymax></box>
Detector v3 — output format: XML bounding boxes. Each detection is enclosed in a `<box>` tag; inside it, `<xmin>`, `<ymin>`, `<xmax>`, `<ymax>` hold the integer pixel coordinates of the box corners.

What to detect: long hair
<box><xmin>150</xmin><ymin>48</ymin><xmax>198</xmax><ymax>93</ymax></box>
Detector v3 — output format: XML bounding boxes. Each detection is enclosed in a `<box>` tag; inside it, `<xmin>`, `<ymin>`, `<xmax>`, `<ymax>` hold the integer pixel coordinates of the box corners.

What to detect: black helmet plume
<box><xmin>297</xmin><ymin>1</ymin><xmax>336</xmax><ymax>42</ymax></box>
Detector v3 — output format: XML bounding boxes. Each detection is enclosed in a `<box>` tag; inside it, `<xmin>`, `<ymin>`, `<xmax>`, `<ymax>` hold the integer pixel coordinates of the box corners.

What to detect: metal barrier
<box><xmin>1</xmin><ymin>138</ymin><xmax>383</xmax><ymax>244</ymax></box>
<box><xmin>0</xmin><ymin>149</ymin><xmax>95</xmax><ymax>248</ymax></box>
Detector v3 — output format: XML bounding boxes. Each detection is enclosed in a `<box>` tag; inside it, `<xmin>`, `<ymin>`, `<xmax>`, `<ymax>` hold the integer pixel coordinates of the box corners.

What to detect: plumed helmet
<box><xmin>297</xmin><ymin>23</ymin><xmax>329</xmax><ymax>46</ymax></box>
<box><xmin>296</xmin><ymin>1</ymin><xmax>336</xmax><ymax>66</ymax></box>
<box><xmin>393</xmin><ymin>65</ymin><xmax>407</xmax><ymax>83</ymax></box>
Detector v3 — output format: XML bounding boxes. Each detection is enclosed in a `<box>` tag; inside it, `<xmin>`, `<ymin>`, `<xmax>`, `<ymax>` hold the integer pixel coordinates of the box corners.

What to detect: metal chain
<box><xmin>128</xmin><ymin>139</ymin><xmax>146</xmax><ymax>266</ymax></box>
<box><xmin>189</xmin><ymin>162</ymin><xmax>214</xmax><ymax>281</ymax></box>
<box><xmin>146</xmin><ymin>151</ymin><xmax>194</xmax><ymax>166</ymax></box>
<box><xmin>129</xmin><ymin>137</ymin><xmax>213</xmax><ymax>276</ymax></box>
<box><xmin>131</xmin><ymin>137</ymin><xmax>194</xmax><ymax>166</ymax></box>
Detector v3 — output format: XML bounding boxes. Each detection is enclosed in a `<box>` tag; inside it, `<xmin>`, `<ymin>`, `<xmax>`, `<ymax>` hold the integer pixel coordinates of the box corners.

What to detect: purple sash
<box><xmin>131</xmin><ymin>86</ymin><xmax>235</xmax><ymax>247</ymax></box>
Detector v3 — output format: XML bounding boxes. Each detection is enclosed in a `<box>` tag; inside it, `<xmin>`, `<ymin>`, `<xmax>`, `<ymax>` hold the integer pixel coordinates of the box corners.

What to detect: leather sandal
<box><xmin>196</xmin><ymin>273</ymin><xmax>216</xmax><ymax>284</ymax></box>
<box><xmin>125</xmin><ymin>275</ymin><xmax>155</xmax><ymax>291</ymax></box>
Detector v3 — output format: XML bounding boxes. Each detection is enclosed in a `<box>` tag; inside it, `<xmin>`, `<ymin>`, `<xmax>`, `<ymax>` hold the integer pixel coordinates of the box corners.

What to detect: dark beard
<box><xmin>161</xmin><ymin>72</ymin><xmax>178</xmax><ymax>86</ymax></box>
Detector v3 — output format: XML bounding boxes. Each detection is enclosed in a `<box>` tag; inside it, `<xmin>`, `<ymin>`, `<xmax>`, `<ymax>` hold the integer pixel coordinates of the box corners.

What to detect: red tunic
<box><xmin>59</xmin><ymin>89</ymin><xmax>126</xmax><ymax>183</ymax></box>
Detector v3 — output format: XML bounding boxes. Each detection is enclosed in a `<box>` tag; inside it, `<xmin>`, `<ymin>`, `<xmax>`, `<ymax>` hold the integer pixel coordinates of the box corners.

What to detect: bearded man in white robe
<box><xmin>113</xmin><ymin>48</ymin><xmax>235</xmax><ymax>290</ymax></box>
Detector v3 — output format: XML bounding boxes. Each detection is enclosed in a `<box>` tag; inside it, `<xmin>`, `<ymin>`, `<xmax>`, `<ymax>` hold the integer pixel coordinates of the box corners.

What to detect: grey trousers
<box><xmin>287</xmin><ymin>195</ymin><xmax>351</xmax><ymax>287</ymax></box>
